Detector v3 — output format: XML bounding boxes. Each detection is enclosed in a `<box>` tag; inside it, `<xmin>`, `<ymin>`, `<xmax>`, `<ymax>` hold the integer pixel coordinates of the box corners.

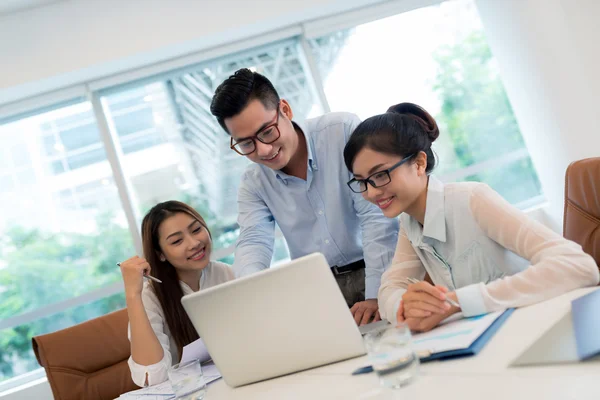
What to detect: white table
<box><xmin>205</xmin><ymin>287</ymin><xmax>600</xmax><ymax>400</ymax></box>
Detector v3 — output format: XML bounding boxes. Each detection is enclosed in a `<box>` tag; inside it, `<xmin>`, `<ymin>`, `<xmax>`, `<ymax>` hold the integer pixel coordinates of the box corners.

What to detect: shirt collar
<box><xmin>273</xmin><ymin>120</ymin><xmax>316</xmax><ymax>182</ymax></box>
<box><xmin>422</xmin><ymin>175</ymin><xmax>447</xmax><ymax>243</ymax></box>
<box><xmin>179</xmin><ymin>267</ymin><xmax>207</xmax><ymax>294</ymax></box>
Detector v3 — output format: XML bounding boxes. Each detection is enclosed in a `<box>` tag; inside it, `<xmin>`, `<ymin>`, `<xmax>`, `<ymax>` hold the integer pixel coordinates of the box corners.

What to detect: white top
<box><xmin>127</xmin><ymin>261</ymin><xmax>234</xmax><ymax>387</ymax></box>
<box><xmin>379</xmin><ymin>176</ymin><xmax>599</xmax><ymax>323</ymax></box>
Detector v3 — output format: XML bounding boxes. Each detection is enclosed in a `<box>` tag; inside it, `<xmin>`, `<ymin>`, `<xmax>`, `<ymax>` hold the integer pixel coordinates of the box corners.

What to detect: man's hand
<box><xmin>350</xmin><ymin>299</ymin><xmax>381</xmax><ymax>326</ymax></box>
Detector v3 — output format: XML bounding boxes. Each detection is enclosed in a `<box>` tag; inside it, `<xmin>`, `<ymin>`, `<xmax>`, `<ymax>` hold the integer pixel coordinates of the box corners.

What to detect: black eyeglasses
<box><xmin>230</xmin><ymin>103</ymin><xmax>281</xmax><ymax>156</ymax></box>
<box><xmin>347</xmin><ymin>154</ymin><xmax>415</xmax><ymax>193</ymax></box>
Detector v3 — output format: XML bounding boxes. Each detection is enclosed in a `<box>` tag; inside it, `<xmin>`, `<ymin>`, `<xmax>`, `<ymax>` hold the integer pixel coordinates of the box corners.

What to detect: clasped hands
<box><xmin>397</xmin><ymin>281</ymin><xmax>460</xmax><ymax>332</ymax></box>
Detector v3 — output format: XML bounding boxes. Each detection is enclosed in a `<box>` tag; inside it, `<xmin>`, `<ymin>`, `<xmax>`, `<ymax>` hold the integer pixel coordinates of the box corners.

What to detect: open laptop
<box><xmin>181</xmin><ymin>252</ymin><xmax>366</xmax><ymax>387</ymax></box>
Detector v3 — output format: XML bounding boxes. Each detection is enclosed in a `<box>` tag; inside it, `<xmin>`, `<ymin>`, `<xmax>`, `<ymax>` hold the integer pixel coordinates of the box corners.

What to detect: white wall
<box><xmin>0</xmin><ymin>0</ymin><xmax>386</xmax><ymax>104</ymax></box>
<box><xmin>474</xmin><ymin>0</ymin><xmax>600</xmax><ymax>231</ymax></box>
<box><xmin>0</xmin><ymin>378</ymin><xmax>52</xmax><ymax>400</ymax></box>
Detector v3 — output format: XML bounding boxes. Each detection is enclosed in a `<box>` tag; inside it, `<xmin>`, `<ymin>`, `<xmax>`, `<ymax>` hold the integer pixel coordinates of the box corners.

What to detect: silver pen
<box><xmin>399</xmin><ymin>277</ymin><xmax>460</xmax><ymax>308</ymax></box>
<box><xmin>116</xmin><ymin>262</ymin><xmax>163</xmax><ymax>284</ymax></box>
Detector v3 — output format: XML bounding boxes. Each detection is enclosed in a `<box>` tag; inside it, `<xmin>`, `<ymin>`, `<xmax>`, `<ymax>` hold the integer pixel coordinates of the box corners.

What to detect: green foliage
<box><xmin>0</xmin><ymin>195</ymin><xmax>240</xmax><ymax>382</ymax></box>
<box><xmin>0</xmin><ymin>213</ymin><xmax>133</xmax><ymax>381</ymax></box>
<box><xmin>432</xmin><ymin>31</ymin><xmax>541</xmax><ymax>204</ymax></box>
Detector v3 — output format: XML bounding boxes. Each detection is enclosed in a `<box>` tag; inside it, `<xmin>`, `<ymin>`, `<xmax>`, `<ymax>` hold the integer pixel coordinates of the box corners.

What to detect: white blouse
<box><xmin>127</xmin><ymin>261</ymin><xmax>234</xmax><ymax>387</ymax></box>
<box><xmin>379</xmin><ymin>176</ymin><xmax>599</xmax><ymax>324</ymax></box>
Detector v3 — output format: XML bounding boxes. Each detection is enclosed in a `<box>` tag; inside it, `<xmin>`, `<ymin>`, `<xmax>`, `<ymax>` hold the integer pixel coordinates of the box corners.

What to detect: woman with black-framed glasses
<box><xmin>344</xmin><ymin>102</ymin><xmax>599</xmax><ymax>333</ymax></box>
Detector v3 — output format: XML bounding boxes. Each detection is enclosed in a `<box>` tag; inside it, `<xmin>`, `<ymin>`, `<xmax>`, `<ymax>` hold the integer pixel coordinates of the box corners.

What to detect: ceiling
<box><xmin>0</xmin><ymin>0</ymin><xmax>66</xmax><ymax>15</ymax></box>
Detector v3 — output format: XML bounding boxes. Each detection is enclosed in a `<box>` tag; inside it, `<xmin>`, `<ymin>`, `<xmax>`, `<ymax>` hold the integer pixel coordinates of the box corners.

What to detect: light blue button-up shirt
<box><xmin>233</xmin><ymin>112</ymin><xmax>399</xmax><ymax>299</ymax></box>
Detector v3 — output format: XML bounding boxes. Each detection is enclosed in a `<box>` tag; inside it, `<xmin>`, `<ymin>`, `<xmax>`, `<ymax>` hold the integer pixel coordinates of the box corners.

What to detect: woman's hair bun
<box><xmin>387</xmin><ymin>102</ymin><xmax>439</xmax><ymax>142</ymax></box>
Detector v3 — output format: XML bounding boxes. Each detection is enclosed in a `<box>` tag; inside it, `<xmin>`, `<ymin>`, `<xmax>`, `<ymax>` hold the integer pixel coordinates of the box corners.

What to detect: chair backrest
<box><xmin>564</xmin><ymin>157</ymin><xmax>600</xmax><ymax>267</ymax></box>
<box><xmin>32</xmin><ymin>308</ymin><xmax>138</xmax><ymax>400</ymax></box>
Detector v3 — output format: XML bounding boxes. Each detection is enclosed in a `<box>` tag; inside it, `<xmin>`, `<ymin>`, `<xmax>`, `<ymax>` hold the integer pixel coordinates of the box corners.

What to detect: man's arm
<box><xmin>353</xmin><ymin>193</ymin><xmax>399</xmax><ymax>299</ymax></box>
<box><xmin>232</xmin><ymin>176</ymin><xmax>276</xmax><ymax>277</ymax></box>
<box><xmin>343</xmin><ymin>113</ymin><xmax>399</xmax><ymax>324</ymax></box>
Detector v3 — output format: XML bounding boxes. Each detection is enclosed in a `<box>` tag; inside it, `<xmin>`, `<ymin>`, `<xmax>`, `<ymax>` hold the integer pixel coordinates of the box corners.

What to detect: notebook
<box><xmin>411</xmin><ymin>309</ymin><xmax>514</xmax><ymax>362</ymax></box>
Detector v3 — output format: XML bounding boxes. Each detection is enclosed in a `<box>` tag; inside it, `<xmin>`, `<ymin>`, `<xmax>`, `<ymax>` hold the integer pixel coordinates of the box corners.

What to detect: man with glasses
<box><xmin>210</xmin><ymin>68</ymin><xmax>398</xmax><ymax>325</ymax></box>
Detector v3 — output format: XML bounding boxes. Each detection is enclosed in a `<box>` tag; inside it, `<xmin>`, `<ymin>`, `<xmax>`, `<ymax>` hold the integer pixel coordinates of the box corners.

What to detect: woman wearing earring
<box><xmin>119</xmin><ymin>201</ymin><xmax>234</xmax><ymax>387</ymax></box>
<box><xmin>343</xmin><ymin>102</ymin><xmax>599</xmax><ymax>332</ymax></box>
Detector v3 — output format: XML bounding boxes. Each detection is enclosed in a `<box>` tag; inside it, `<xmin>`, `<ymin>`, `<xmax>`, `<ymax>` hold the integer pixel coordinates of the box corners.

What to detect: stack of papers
<box><xmin>118</xmin><ymin>381</ymin><xmax>175</xmax><ymax>400</ymax></box>
<box><xmin>181</xmin><ymin>338</ymin><xmax>222</xmax><ymax>384</ymax></box>
<box><xmin>119</xmin><ymin>338</ymin><xmax>222</xmax><ymax>399</ymax></box>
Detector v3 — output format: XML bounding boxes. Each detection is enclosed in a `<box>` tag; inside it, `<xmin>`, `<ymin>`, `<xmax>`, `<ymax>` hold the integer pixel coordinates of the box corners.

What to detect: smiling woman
<box><xmin>343</xmin><ymin>102</ymin><xmax>599</xmax><ymax>333</ymax></box>
<box><xmin>118</xmin><ymin>201</ymin><xmax>234</xmax><ymax>387</ymax></box>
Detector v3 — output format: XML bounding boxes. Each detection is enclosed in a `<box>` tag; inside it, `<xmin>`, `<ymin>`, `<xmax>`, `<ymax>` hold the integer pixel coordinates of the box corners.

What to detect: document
<box><xmin>411</xmin><ymin>310</ymin><xmax>505</xmax><ymax>354</ymax></box>
<box><xmin>180</xmin><ymin>338</ymin><xmax>211</xmax><ymax>365</ymax></box>
<box><xmin>118</xmin><ymin>381</ymin><xmax>174</xmax><ymax>399</ymax></box>
<box><xmin>119</xmin><ymin>339</ymin><xmax>221</xmax><ymax>399</ymax></box>
<box><xmin>201</xmin><ymin>361</ymin><xmax>222</xmax><ymax>385</ymax></box>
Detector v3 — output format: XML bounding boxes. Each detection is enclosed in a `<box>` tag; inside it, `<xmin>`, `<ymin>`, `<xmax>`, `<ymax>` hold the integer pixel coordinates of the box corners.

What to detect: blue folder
<box><xmin>351</xmin><ymin>309</ymin><xmax>515</xmax><ymax>375</ymax></box>
<box><xmin>419</xmin><ymin>308</ymin><xmax>515</xmax><ymax>363</ymax></box>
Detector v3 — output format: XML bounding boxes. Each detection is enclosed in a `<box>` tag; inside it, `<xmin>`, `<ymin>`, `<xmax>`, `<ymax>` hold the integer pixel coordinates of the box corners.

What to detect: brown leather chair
<box><xmin>32</xmin><ymin>308</ymin><xmax>139</xmax><ymax>400</ymax></box>
<box><xmin>564</xmin><ymin>157</ymin><xmax>600</xmax><ymax>268</ymax></box>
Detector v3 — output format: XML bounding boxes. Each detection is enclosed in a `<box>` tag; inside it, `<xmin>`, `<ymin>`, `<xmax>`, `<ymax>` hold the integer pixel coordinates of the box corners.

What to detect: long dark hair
<box><xmin>141</xmin><ymin>200</ymin><xmax>211</xmax><ymax>360</ymax></box>
<box><xmin>344</xmin><ymin>102</ymin><xmax>440</xmax><ymax>173</ymax></box>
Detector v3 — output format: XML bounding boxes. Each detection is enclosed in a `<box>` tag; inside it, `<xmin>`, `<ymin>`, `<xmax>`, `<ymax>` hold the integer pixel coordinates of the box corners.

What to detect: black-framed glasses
<box><xmin>230</xmin><ymin>103</ymin><xmax>281</xmax><ymax>155</ymax></box>
<box><xmin>347</xmin><ymin>154</ymin><xmax>415</xmax><ymax>193</ymax></box>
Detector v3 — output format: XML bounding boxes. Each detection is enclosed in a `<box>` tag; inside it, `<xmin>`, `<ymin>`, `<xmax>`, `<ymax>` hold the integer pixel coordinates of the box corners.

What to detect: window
<box><xmin>0</xmin><ymin>103</ymin><xmax>134</xmax><ymax>382</ymax></box>
<box><xmin>310</xmin><ymin>0</ymin><xmax>541</xmax><ymax>205</ymax></box>
<box><xmin>100</xmin><ymin>40</ymin><xmax>321</xmax><ymax>263</ymax></box>
<box><xmin>0</xmin><ymin>0</ymin><xmax>546</xmax><ymax>388</ymax></box>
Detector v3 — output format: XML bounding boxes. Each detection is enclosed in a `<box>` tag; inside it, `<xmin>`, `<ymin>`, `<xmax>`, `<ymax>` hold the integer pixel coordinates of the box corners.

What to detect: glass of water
<box><xmin>364</xmin><ymin>323</ymin><xmax>419</xmax><ymax>389</ymax></box>
<box><xmin>168</xmin><ymin>359</ymin><xmax>206</xmax><ymax>400</ymax></box>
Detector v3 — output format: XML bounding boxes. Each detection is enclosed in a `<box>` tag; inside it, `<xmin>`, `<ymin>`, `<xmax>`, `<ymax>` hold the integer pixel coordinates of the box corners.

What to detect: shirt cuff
<box><xmin>379</xmin><ymin>288</ymin><xmax>405</xmax><ymax>325</ymax></box>
<box><xmin>365</xmin><ymin>275</ymin><xmax>382</xmax><ymax>300</ymax></box>
<box><xmin>388</xmin><ymin>297</ymin><xmax>403</xmax><ymax>326</ymax></box>
<box><xmin>455</xmin><ymin>283</ymin><xmax>488</xmax><ymax>317</ymax></box>
<box><xmin>128</xmin><ymin>355</ymin><xmax>170</xmax><ymax>387</ymax></box>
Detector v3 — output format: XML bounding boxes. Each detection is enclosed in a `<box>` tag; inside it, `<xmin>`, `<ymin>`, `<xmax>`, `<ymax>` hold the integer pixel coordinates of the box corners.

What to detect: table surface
<box><xmin>205</xmin><ymin>287</ymin><xmax>600</xmax><ymax>400</ymax></box>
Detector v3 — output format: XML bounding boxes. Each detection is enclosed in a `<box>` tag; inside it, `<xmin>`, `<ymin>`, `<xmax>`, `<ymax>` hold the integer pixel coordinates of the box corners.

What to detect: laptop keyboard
<box><xmin>358</xmin><ymin>319</ymin><xmax>390</xmax><ymax>336</ymax></box>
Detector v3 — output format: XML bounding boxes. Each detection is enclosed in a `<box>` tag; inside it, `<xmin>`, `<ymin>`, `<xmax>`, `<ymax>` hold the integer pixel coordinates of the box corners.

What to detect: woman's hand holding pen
<box><xmin>397</xmin><ymin>282</ymin><xmax>461</xmax><ymax>332</ymax></box>
<box><xmin>119</xmin><ymin>256</ymin><xmax>152</xmax><ymax>298</ymax></box>
<box><xmin>401</xmin><ymin>281</ymin><xmax>450</xmax><ymax>318</ymax></box>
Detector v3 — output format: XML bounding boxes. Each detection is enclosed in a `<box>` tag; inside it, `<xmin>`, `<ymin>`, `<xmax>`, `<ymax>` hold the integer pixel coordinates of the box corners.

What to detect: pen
<box><xmin>352</xmin><ymin>365</ymin><xmax>373</xmax><ymax>375</ymax></box>
<box><xmin>116</xmin><ymin>262</ymin><xmax>162</xmax><ymax>284</ymax></box>
<box><xmin>401</xmin><ymin>277</ymin><xmax>460</xmax><ymax>308</ymax></box>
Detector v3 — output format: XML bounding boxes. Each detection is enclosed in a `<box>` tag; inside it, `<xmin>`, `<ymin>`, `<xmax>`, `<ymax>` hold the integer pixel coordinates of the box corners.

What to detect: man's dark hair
<box><xmin>210</xmin><ymin>68</ymin><xmax>280</xmax><ymax>134</ymax></box>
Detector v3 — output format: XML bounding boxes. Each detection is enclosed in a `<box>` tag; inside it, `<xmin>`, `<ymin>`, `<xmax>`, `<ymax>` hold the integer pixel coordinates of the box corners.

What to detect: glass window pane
<box><xmin>66</xmin><ymin>146</ymin><xmax>106</xmax><ymax>170</ymax></box>
<box><xmin>101</xmin><ymin>41</ymin><xmax>317</xmax><ymax>259</ymax></box>
<box><xmin>0</xmin><ymin>175</ymin><xmax>14</xmax><ymax>191</ymax></box>
<box><xmin>0</xmin><ymin>293</ymin><xmax>125</xmax><ymax>381</ymax></box>
<box><xmin>0</xmin><ymin>103</ymin><xmax>134</xmax><ymax>381</ymax></box>
<box><xmin>59</xmin><ymin>123</ymin><xmax>100</xmax><ymax>151</ymax></box>
<box><xmin>310</xmin><ymin>0</ymin><xmax>542</xmax><ymax>203</ymax></box>
<box><xmin>463</xmin><ymin>156</ymin><xmax>542</xmax><ymax>205</ymax></box>
<box><xmin>11</xmin><ymin>143</ymin><xmax>31</xmax><ymax>168</ymax></box>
